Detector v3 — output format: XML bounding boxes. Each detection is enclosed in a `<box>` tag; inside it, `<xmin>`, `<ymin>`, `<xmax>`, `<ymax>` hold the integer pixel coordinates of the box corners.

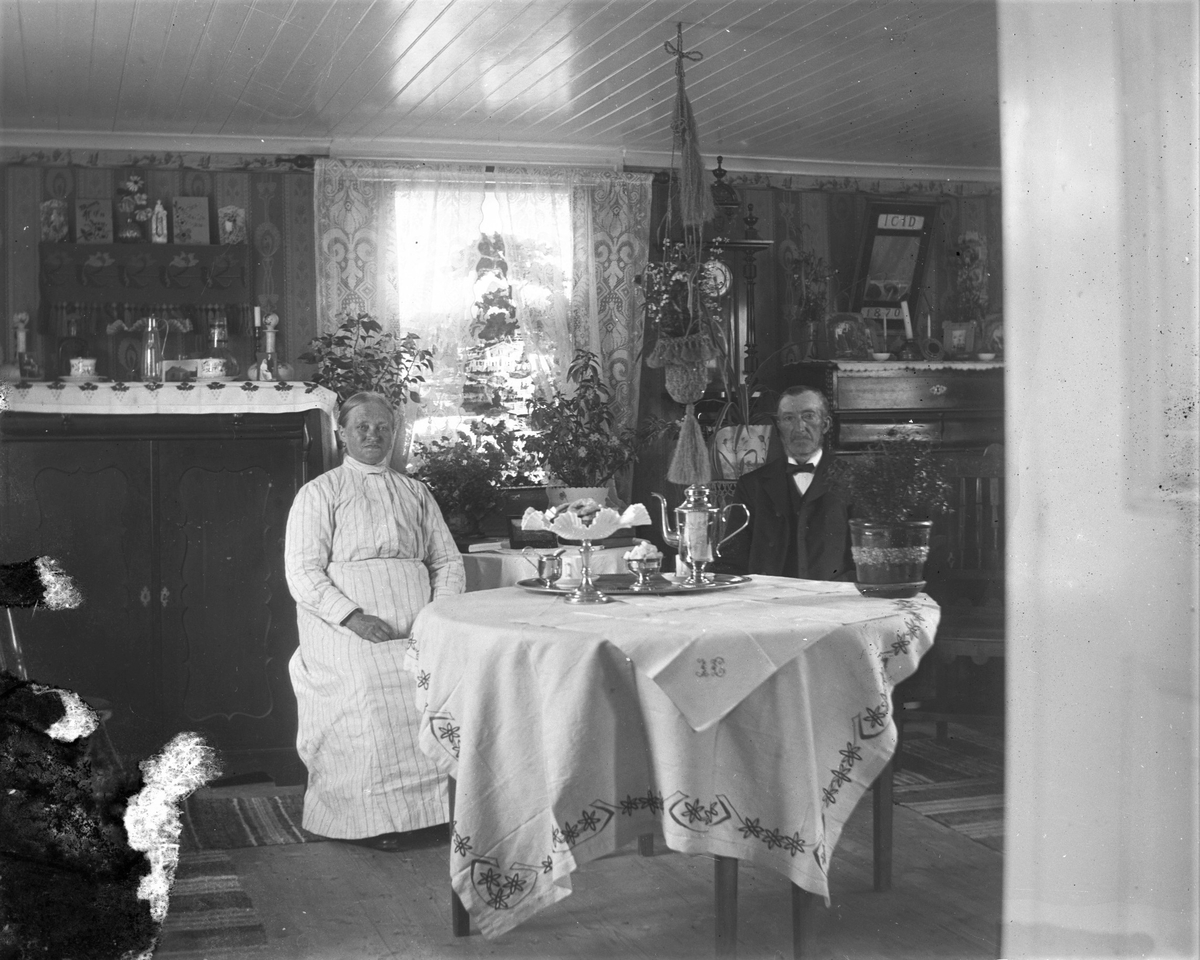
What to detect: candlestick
<box><xmin>254</xmin><ymin>305</ymin><xmax>262</xmax><ymax>328</ymax></box>
<box><xmin>901</xmin><ymin>301</ymin><xmax>915</xmax><ymax>342</ymax></box>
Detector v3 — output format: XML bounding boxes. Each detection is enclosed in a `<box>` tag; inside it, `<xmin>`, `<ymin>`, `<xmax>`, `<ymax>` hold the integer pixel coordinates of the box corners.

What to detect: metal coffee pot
<box><xmin>652</xmin><ymin>485</ymin><xmax>749</xmax><ymax>586</ymax></box>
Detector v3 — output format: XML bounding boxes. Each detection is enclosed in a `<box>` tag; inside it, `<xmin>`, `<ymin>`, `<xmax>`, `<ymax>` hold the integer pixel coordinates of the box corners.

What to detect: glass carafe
<box><xmin>141</xmin><ymin>318</ymin><xmax>163</xmax><ymax>382</ymax></box>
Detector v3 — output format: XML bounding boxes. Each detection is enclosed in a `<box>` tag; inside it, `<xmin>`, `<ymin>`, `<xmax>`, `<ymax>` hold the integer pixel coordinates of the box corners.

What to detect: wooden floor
<box><xmin>222</xmin><ymin>789</ymin><xmax>1002</xmax><ymax>960</ymax></box>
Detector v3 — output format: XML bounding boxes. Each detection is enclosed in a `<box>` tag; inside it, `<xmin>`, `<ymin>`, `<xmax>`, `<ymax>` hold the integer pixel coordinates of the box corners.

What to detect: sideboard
<box><xmin>778</xmin><ymin>359</ymin><xmax>1004</xmax><ymax>449</ymax></box>
<box><xmin>0</xmin><ymin>381</ymin><xmax>337</xmax><ymax>782</ymax></box>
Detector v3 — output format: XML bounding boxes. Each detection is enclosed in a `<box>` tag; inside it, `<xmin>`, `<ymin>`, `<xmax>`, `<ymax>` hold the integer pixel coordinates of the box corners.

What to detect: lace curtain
<box><xmin>315</xmin><ymin>159</ymin><xmax>487</xmax><ymax>452</ymax></box>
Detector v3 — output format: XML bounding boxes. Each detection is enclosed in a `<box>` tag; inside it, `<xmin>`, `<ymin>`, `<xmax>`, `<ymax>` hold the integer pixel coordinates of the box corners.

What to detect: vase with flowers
<box><xmin>115</xmin><ymin>175</ymin><xmax>153</xmax><ymax>243</ymax></box>
<box><xmin>525</xmin><ymin>349</ymin><xmax>640</xmax><ymax>507</ymax></box>
<box><xmin>842</xmin><ymin>432</ymin><xmax>951</xmax><ymax>598</ymax></box>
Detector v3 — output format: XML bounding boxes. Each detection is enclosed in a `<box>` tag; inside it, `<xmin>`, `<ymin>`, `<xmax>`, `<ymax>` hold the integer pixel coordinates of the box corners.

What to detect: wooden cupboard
<box><xmin>1</xmin><ymin>410</ymin><xmax>327</xmax><ymax>782</ymax></box>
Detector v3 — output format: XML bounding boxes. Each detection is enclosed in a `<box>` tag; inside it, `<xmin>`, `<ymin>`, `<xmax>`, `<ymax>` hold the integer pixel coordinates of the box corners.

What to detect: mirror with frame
<box><xmin>851</xmin><ymin>202</ymin><xmax>937</xmax><ymax>350</ymax></box>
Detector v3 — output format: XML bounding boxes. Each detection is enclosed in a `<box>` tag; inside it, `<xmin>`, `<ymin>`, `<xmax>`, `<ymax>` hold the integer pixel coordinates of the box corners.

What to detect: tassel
<box><xmin>667</xmin><ymin>23</ymin><xmax>716</xmax><ymax>230</ymax></box>
<box><xmin>673</xmin><ymin>82</ymin><xmax>715</xmax><ymax>228</ymax></box>
<box><xmin>667</xmin><ymin>404</ymin><xmax>713</xmax><ymax>486</ymax></box>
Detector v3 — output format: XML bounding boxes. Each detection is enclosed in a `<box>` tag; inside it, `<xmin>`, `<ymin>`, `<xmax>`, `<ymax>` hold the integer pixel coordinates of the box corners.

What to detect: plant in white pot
<box><xmin>841</xmin><ymin>432</ymin><xmax>951</xmax><ymax>598</ymax></box>
<box><xmin>524</xmin><ymin>349</ymin><xmax>640</xmax><ymax>507</ymax></box>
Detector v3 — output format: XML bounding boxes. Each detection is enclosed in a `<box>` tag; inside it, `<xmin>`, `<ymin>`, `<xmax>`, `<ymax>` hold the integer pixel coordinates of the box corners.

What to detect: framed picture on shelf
<box><xmin>75</xmin><ymin>199</ymin><xmax>113</xmax><ymax>243</ymax></box>
<box><xmin>173</xmin><ymin>197</ymin><xmax>211</xmax><ymax>244</ymax></box>
<box><xmin>217</xmin><ymin>205</ymin><xmax>246</xmax><ymax>245</ymax></box>
<box><xmin>941</xmin><ymin>321</ymin><xmax>976</xmax><ymax>359</ymax></box>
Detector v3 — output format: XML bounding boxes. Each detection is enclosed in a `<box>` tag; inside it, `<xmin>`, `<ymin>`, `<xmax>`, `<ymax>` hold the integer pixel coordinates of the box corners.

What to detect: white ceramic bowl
<box><xmin>976</xmin><ymin>353</ymin><xmax>996</xmax><ymax>361</ymax></box>
<box><xmin>871</xmin><ymin>352</ymin><xmax>892</xmax><ymax>361</ymax></box>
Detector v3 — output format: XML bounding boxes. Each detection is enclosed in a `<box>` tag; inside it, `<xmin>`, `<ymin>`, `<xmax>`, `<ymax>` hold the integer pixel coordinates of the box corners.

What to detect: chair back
<box><xmin>927</xmin><ymin>444</ymin><xmax>1005</xmax><ymax>608</ymax></box>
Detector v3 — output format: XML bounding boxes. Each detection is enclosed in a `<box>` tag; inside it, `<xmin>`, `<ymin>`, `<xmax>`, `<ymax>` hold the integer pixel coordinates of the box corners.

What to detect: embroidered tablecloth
<box><xmin>0</xmin><ymin>378</ymin><xmax>338</xmax><ymax>463</ymax></box>
<box><xmin>407</xmin><ymin>576</ymin><xmax>938</xmax><ymax>939</ymax></box>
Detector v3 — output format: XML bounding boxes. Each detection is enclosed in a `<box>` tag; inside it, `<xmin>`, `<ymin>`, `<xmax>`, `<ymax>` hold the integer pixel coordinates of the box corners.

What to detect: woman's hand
<box><xmin>344</xmin><ymin>611</ymin><xmax>396</xmax><ymax>644</ymax></box>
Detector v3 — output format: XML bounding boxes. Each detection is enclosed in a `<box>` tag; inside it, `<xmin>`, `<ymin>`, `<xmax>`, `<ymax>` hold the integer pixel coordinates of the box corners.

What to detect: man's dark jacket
<box><xmin>718</xmin><ymin>452</ymin><xmax>855</xmax><ymax>581</ymax></box>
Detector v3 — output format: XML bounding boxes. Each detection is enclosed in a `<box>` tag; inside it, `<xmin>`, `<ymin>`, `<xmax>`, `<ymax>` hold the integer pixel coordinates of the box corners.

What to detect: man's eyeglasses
<box><xmin>775</xmin><ymin>412</ymin><xmax>825</xmax><ymax>426</ymax></box>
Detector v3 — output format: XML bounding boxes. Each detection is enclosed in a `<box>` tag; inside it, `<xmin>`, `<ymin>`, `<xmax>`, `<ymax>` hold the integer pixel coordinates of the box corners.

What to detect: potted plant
<box><xmin>298</xmin><ymin>312</ymin><xmax>433</xmax><ymax>406</ymax></box>
<box><xmin>525</xmin><ymin>349</ymin><xmax>640</xmax><ymax>506</ymax></box>
<box><xmin>408</xmin><ymin>421</ymin><xmax>514</xmax><ymax>541</ymax></box>
<box><xmin>298</xmin><ymin>312</ymin><xmax>433</xmax><ymax>467</ymax></box>
<box><xmin>640</xmin><ymin>240</ymin><xmax>727</xmax><ymax>407</ymax></box>
<box><xmin>842</xmin><ymin>432</ymin><xmax>951</xmax><ymax>598</ymax></box>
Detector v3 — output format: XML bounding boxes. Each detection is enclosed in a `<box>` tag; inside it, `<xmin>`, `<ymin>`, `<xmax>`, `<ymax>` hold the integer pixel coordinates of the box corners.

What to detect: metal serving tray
<box><xmin>515</xmin><ymin>573</ymin><xmax>752</xmax><ymax>596</ymax></box>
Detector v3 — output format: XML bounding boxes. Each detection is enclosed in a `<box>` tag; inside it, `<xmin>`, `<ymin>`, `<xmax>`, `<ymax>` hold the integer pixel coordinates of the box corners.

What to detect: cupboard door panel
<box><xmin>1</xmin><ymin>440</ymin><xmax>159</xmax><ymax>755</ymax></box>
<box><xmin>157</xmin><ymin>438</ymin><xmax>302</xmax><ymax>760</ymax></box>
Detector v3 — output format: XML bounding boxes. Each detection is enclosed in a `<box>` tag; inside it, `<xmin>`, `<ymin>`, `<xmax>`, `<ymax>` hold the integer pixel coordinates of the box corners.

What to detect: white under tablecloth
<box><xmin>460</xmin><ymin>547</ymin><xmax>628</xmax><ymax>592</ymax></box>
<box><xmin>407</xmin><ymin>576</ymin><xmax>938</xmax><ymax>939</ymax></box>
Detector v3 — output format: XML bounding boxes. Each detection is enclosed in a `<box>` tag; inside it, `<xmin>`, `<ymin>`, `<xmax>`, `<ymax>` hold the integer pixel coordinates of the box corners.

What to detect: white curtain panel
<box><xmin>491</xmin><ymin>167</ymin><xmax>575</xmax><ymax>397</ymax></box>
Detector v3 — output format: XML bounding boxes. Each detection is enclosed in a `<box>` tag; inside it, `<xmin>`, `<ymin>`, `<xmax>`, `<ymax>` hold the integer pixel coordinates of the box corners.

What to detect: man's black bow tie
<box><xmin>787</xmin><ymin>462</ymin><xmax>816</xmax><ymax>475</ymax></box>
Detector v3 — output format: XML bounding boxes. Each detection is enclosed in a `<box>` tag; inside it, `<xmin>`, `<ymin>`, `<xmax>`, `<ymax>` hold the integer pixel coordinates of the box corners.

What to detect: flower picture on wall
<box><xmin>74</xmin><ymin>199</ymin><xmax>113</xmax><ymax>243</ymax></box>
<box><xmin>173</xmin><ymin>197</ymin><xmax>211</xmax><ymax>244</ymax></box>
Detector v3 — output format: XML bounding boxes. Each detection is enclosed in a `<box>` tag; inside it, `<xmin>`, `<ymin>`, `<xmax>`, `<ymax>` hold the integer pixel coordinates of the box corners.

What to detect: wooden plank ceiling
<box><xmin>0</xmin><ymin>0</ymin><xmax>1001</xmax><ymax>175</ymax></box>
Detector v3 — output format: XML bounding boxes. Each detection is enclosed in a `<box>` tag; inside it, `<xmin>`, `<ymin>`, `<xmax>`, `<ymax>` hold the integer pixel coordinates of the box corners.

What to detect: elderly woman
<box><xmin>285</xmin><ymin>392</ymin><xmax>465</xmax><ymax>851</ymax></box>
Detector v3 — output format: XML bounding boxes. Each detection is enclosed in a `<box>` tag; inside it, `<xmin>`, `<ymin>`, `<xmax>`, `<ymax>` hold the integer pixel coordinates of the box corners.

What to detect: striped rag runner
<box><xmin>893</xmin><ymin>720</ymin><xmax>1005</xmax><ymax>852</ymax></box>
<box><xmin>155</xmin><ymin>851</ymin><xmax>268</xmax><ymax>956</ymax></box>
<box><xmin>181</xmin><ymin>789</ymin><xmax>318</xmax><ymax>852</ymax></box>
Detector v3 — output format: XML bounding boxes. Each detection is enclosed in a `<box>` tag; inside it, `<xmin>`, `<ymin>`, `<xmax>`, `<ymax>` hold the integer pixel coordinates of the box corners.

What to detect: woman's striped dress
<box><xmin>284</xmin><ymin>454</ymin><xmax>465</xmax><ymax>838</ymax></box>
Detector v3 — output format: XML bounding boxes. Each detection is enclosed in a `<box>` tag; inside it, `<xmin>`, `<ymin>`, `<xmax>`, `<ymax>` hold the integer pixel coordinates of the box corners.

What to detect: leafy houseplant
<box><xmin>525</xmin><ymin>350</ymin><xmax>640</xmax><ymax>488</ymax></box>
<box><xmin>841</xmin><ymin>433</ymin><xmax>951</xmax><ymax>599</ymax></box>
<box><xmin>409</xmin><ymin>421</ymin><xmax>512</xmax><ymax>539</ymax></box>
<box><xmin>640</xmin><ymin>240</ymin><xmax>727</xmax><ymax>406</ymax></box>
<box><xmin>843</xmin><ymin>433</ymin><xmax>951</xmax><ymax>522</ymax></box>
<box><xmin>298</xmin><ymin>312</ymin><xmax>433</xmax><ymax>407</ymax></box>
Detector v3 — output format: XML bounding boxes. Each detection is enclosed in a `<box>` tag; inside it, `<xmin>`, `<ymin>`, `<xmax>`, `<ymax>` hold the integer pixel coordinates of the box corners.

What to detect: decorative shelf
<box><xmin>39</xmin><ymin>242</ymin><xmax>251</xmax><ymax>305</ymax></box>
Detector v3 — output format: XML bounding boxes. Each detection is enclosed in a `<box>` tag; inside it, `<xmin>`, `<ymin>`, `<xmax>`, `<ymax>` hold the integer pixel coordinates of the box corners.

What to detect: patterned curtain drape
<box><xmin>567</xmin><ymin>172</ymin><xmax>653</xmax><ymax>434</ymax></box>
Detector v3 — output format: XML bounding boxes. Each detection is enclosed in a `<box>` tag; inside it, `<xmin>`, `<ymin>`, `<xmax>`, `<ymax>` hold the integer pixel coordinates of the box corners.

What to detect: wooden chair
<box><xmin>897</xmin><ymin>443</ymin><xmax>1005</xmax><ymax>749</ymax></box>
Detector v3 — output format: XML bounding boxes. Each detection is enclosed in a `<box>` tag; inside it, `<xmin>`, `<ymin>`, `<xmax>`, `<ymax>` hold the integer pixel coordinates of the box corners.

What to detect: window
<box><xmin>395</xmin><ymin>178</ymin><xmax>572</xmax><ymax>448</ymax></box>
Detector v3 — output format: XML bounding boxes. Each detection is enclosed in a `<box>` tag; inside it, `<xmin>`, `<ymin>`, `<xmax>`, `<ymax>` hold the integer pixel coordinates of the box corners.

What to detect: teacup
<box><xmin>70</xmin><ymin>357</ymin><xmax>97</xmax><ymax>378</ymax></box>
<box><xmin>200</xmin><ymin>357</ymin><xmax>227</xmax><ymax>378</ymax></box>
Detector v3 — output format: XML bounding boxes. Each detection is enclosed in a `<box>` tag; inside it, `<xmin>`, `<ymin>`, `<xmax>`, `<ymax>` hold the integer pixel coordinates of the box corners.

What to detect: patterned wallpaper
<box><xmin>1</xmin><ymin>158</ymin><xmax>315</xmax><ymax>371</ymax></box>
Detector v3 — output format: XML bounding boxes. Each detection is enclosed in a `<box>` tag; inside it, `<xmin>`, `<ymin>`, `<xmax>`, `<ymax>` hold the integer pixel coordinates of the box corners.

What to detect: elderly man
<box><xmin>720</xmin><ymin>385</ymin><xmax>854</xmax><ymax>580</ymax></box>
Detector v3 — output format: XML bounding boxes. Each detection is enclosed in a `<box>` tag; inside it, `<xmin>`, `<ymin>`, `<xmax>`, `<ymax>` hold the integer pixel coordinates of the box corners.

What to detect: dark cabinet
<box><xmin>780</xmin><ymin>360</ymin><xmax>1004</xmax><ymax>449</ymax></box>
<box><xmin>1</xmin><ymin>411</ymin><xmax>327</xmax><ymax>781</ymax></box>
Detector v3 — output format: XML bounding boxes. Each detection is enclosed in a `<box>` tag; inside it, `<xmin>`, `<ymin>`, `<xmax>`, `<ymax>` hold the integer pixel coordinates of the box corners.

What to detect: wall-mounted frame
<box><xmin>851</xmin><ymin>202</ymin><xmax>937</xmax><ymax>346</ymax></box>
